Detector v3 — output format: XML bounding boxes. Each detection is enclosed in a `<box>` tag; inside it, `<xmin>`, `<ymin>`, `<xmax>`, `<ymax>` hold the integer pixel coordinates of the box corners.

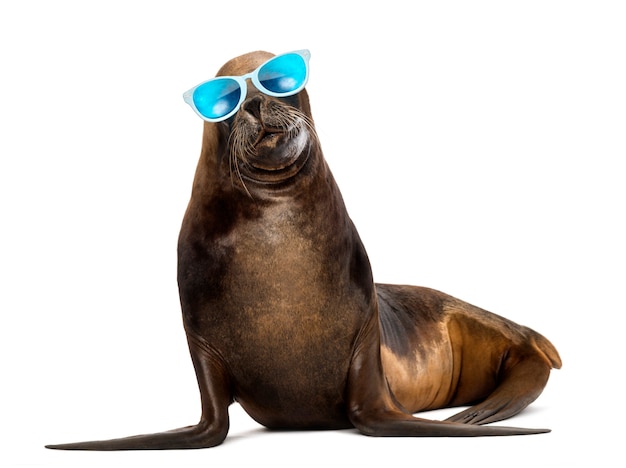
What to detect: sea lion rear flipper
<box><xmin>347</xmin><ymin>314</ymin><xmax>550</xmax><ymax>436</ymax></box>
<box><xmin>446</xmin><ymin>343</ymin><xmax>558</xmax><ymax>425</ymax></box>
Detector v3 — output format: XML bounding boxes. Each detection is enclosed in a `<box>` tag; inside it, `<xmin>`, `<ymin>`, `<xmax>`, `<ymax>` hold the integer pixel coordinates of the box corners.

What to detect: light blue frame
<box><xmin>183</xmin><ymin>49</ymin><xmax>311</xmax><ymax>122</ymax></box>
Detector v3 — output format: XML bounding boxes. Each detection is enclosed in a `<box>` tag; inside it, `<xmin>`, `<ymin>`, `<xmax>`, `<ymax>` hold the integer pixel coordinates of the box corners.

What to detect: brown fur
<box><xmin>46</xmin><ymin>50</ymin><xmax>560</xmax><ymax>450</ymax></box>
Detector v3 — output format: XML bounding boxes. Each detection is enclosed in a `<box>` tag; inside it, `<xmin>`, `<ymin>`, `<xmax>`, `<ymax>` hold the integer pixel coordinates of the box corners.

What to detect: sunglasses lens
<box><xmin>193</xmin><ymin>78</ymin><xmax>241</xmax><ymax>120</ymax></box>
<box><xmin>257</xmin><ymin>53</ymin><xmax>307</xmax><ymax>95</ymax></box>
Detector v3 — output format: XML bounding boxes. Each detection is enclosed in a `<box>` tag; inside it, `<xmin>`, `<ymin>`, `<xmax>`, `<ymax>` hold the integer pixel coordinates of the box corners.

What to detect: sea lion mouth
<box><xmin>248</xmin><ymin>125</ymin><xmax>307</xmax><ymax>171</ymax></box>
<box><xmin>245</xmin><ymin>127</ymin><xmax>311</xmax><ymax>182</ymax></box>
<box><xmin>255</xmin><ymin>128</ymin><xmax>283</xmax><ymax>147</ymax></box>
<box><xmin>229</xmin><ymin>100</ymin><xmax>314</xmax><ymax>183</ymax></box>
<box><xmin>253</xmin><ymin>127</ymin><xmax>288</xmax><ymax>158</ymax></box>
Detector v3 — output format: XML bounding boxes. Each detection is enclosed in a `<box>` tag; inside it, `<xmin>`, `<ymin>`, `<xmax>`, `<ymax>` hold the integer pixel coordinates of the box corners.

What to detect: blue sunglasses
<box><xmin>183</xmin><ymin>49</ymin><xmax>311</xmax><ymax>123</ymax></box>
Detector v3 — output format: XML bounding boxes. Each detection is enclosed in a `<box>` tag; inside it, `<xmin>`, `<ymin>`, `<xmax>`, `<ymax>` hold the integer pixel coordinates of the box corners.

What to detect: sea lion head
<box><xmin>202</xmin><ymin>50</ymin><xmax>318</xmax><ymax>189</ymax></box>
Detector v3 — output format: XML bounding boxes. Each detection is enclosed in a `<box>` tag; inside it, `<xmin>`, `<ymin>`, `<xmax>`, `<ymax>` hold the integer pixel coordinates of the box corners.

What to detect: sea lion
<box><xmin>46</xmin><ymin>49</ymin><xmax>561</xmax><ymax>450</ymax></box>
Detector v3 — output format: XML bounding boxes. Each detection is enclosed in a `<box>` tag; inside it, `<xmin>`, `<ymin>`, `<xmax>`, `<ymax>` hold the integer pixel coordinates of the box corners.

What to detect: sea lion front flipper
<box><xmin>46</xmin><ymin>331</ymin><xmax>232</xmax><ymax>450</ymax></box>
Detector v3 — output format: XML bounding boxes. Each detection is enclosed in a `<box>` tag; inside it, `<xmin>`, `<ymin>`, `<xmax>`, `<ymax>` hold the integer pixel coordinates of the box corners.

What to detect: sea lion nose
<box><xmin>242</xmin><ymin>95</ymin><xmax>264</xmax><ymax>121</ymax></box>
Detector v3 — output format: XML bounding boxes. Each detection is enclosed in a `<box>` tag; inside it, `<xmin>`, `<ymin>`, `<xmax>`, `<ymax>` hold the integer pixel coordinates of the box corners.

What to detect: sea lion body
<box><xmin>46</xmin><ymin>50</ymin><xmax>561</xmax><ymax>450</ymax></box>
<box><xmin>178</xmin><ymin>147</ymin><xmax>371</xmax><ymax>430</ymax></box>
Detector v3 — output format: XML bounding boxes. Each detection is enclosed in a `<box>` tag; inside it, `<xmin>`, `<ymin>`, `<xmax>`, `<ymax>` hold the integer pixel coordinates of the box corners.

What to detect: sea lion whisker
<box><xmin>272</xmin><ymin>105</ymin><xmax>317</xmax><ymax>145</ymax></box>
<box><xmin>46</xmin><ymin>49</ymin><xmax>560</xmax><ymax>451</ymax></box>
<box><xmin>227</xmin><ymin>128</ymin><xmax>254</xmax><ymax>198</ymax></box>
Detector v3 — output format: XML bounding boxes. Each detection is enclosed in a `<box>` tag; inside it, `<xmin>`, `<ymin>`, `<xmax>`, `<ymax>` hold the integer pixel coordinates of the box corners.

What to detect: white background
<box><xmin>1</xmin><ymin>1</ymin><xmax>624</xmax><ymax>467</ymax></box>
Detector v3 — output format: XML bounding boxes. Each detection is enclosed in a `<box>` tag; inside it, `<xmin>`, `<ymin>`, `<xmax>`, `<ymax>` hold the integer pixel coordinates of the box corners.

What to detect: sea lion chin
<box><xmin>46</xmin><ymin>49</ymin><xmax>560</xmax><ymax>451</ymax></box>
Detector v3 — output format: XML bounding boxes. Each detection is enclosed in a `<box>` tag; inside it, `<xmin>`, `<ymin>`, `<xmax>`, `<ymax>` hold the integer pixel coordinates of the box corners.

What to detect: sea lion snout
<box><xmin>240</xmin><ymin>94</ymin><xmax>266</xmax><ymax>123</ymax></box>
<box><xmin>231</xmin><ymin>94</ymin><xmax>311</xmax><ymax>174</ymax></box>
<box><xmin>45</xmin><ymin>49</ymin><xmax>561</xmax><ymax>451</ymax></box>
<box><xmin>239</xmin><ymin>94</ymin><xmax>298</xmax><ymax>138</ymax></box>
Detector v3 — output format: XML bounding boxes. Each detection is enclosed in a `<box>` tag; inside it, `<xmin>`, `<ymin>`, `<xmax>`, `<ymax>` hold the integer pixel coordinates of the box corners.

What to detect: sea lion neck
<box><xmin>183</xmin><ymin>133</ymin><xmax>348</xmax><ymax>247</ymax></box>
<box><xmin>46</xmin><ymin>49</ymin><xmax>561</xmax><ymax>451</ymax></box>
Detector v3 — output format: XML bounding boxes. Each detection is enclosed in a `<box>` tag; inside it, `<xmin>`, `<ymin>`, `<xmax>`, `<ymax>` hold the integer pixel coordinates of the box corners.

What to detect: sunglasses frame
<box><xmin>183</xmin><ymin>49</ymin><xmax>311</xmax><ymax>123</ymax></box>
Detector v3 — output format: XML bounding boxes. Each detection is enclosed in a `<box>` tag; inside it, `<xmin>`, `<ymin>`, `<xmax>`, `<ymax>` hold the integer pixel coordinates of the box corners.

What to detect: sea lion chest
<box><xmin>178</xmin><ymin>197</ymin><xmax>366</xmax><ymax>428</ymax></box>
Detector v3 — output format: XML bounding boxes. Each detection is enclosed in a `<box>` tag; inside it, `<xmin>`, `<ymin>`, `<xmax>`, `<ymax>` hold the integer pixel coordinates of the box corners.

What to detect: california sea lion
<box><xmin>46</xmin><ymin>49</ymin><xmax>561</xmax><ymax>450</ymax></box>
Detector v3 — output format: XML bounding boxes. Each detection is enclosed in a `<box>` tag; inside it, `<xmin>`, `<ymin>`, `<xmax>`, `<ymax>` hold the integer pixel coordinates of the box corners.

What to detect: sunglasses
<box><xmin>183</xmin><ymin>49</ymin><xmax>311</xmax><ymax>123</ymax></box>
